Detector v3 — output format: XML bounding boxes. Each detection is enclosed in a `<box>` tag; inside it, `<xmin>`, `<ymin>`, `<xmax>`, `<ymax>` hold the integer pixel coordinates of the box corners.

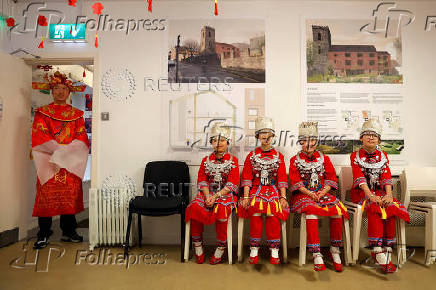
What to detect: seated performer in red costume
<box><xmin>239</xmin><ymin>117</ymin><xmax>289</xmax><ymax>265</ymax></box>
<box><xmin>185</xmin><ymin>122</ymin><xmax>239</xmax><ymax>264</ymax></box>
<box><xmin>31</xmin><ymin>71</ymin><xmax>89</xmax><ymax>249</ymax></box>
<box><xmin>289</xmin><ymin>122</ymin><xmax>348</xmax><ymax>272</ymax></box>
<box><xmin>350</xmin><ymin>119</ymin><xmax>410</xmax><ymax>274</ymax></box>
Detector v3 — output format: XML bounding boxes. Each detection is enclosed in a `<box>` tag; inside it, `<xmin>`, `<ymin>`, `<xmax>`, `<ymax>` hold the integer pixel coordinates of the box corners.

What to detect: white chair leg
<box><xmin>184</xmin><ymin>220</ymin><xmax>191</xmax><ymax>262</ymax></box>
<box><xmin>395</xmin><ymin>219</ymin><xmax>403</xmax><ymax>267</ymax></box>
<box><xmin>343</xmin><ymin>216</ymin><xmax>352</xmax><ymax>265</ymax></box>
<box><xmin>399</xmin><ymin>219</ymin><xmax>407</xmax><ymax>265</ymax></box>
<box><xmin>227</xmin><ymin>214</ymin><xmax>233</xmax><ymax>265</ymax></box>
<box><xmin>237</xmin><ymin>218</ymin><xmax>244</xmax><ymax>263</ymax></box>
<box><xmin>430</xmin><ymin>208</ymin><xmax>436</xmax><ymax>265</ymax></box>
<box><xmin>281</xmin><ymin>220</ymin><xmax>288</xmax><ymax>263</ymax></box>
<box><xmin>289</xmin><ymin>213</ymin><xmax>295</xmax><ymax>249</ymax></box>
<box><xmin>425</xmin><ymin>209</ymin><xmax>436</xmax><ymax>265</ymax></box>
<box><xmin>352</xmin><ymin>208</ymin><xmax>362</xmax><ymax>263</ymax></box>
<box><xmin>299</xmin><ymin>213</ymin><xmax>307</xmax><ymax>267</ymax></box>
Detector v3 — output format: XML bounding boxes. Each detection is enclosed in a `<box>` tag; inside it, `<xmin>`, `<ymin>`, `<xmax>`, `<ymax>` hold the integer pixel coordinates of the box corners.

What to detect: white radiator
<box><xmin>89</xmin><ymin>188</ymin><xmax>133</xmax><ymax>251</ymax></box>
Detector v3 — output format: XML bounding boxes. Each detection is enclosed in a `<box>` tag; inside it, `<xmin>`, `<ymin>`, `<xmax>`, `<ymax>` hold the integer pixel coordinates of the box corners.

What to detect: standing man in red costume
<box><xmin>289</xmin><ymin>121</ymin><xmax>348</xmax><ymax>272</ymax></box>
<box><xmin>239</xmin><ymin>117</ymin><xmax>289</xmax><ymax>265</ymax></box>
<box><xmin>185</xmin><ymin>122</ymin><xmax>239</xmax><ymax>264</ymax></box>
<box><xmin>350</xmin><ymin>119</ymin><xmax>409</xmax><ymax>273</ymax></box>
<box><xmin>31</xmin><ymin>71</ymin><xmax>89</xmax><ymax>249</ymax></box>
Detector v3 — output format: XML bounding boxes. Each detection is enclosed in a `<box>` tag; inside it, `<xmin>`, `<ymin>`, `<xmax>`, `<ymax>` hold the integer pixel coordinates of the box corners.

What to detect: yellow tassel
<box><xmin>251</xmin><ymin>197</ymin><xmax>256</xmax><ymax>207</ymax></box>
<box><xmin>225</xmin><ymin>206</ymin><xmax>228</xmax><ymax>217</ymax></box>
<box><xmin>274</xmin><ymin>200</ymin><xmax>279</xmax><ymax>212</ymax></box>
<box><xmin>267</xmin><ymin>203</ymin><xmax>271</xmax><ymax>215</ymax></box>
<box><xmin>278</xmin><ymin>201</ymin><xmax>283</xmax><ymax>213</ymax></box>
<box><xmin>380</xmin><ymin>207</ymin><xmax>387</xmax><ymax>219</ymax></box>
<box><xmin>335</xmin><ymin>204</ymin><xmax>342</xmax><ymax>216</ymax></box>
<box><xmin>234</xmin><ymin>205</ymin><xmax>237</xmax><ymax>214</ymax></box>
<box><xmin>339</xmin><ymin>201</ymin><xmax>348</xmax><ymax>212</ymax></box>
<box><xmin>361</xmin><ymin>200</ymin><xmax>367</xmax><ymax>213</ymax></box>
<box><xmin>323</xmin><ymin>206</ymin><xmax>329</xmax><ymax>212</ymax></box>
<box><xmin>393</xmin><ymin>202</ymin><xmax>400</xmax><ymax>208</ymax></box>
<box><xmin>214</xmin><ymin>205</ymin><xmax>218</xmax><ymax>213</ymax></box>
<box><xmin>259</xmin><ymin>199</ymin><xmax>263</xmax><ymax>210</ymax></box>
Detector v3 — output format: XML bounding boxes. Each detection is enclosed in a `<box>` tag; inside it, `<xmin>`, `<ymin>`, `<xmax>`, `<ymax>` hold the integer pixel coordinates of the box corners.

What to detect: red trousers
<box><xmin>367</xmin><ymin>212</ymin><xmax>396</xmax><ymax>247</ymax></box>
<box><xmin>306</xmin><ymin>216</ymin><xmax>343</xmax><ymax>253</ymax></box>
<box><xmin>191</xmin><ymin>219</ymin><xmax>228</xmax><ymax>247</ymax></box>
<box><xmin>249</xmin><ymin>215</ymin><xmax>281</xmax><ymax>249</ymax></box>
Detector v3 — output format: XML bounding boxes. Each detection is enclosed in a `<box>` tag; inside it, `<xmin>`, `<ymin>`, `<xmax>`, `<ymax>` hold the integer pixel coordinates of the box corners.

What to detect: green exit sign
<box><xmin>49</xmin><ymin>24</ymin><xmax>86</xmax><ymax>42</ymax></box>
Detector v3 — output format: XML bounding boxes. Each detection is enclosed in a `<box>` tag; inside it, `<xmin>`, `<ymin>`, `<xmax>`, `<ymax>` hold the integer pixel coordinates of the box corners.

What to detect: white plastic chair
<box><xmin>184</xmin><ymin>213</ymin><xmax>233</xmax><ymax>264</ymax></box>
<box><xmin>294</xmin><ymin>212</ymin><xmax>352</xmax><ymax>267</ymax></box>
<box><xmin>400</xmin><ymin>167</ymin><xmax>436</xmax><ymax>265</ymax></box>
<box><xmin>339</xmin><ymin>166</ymin><xmax>404</xmax><ymax>266</ymax></box>
<box><xmin>237</xmin><ymin>216</ymin><xmax>288</xmax><ymax>263</ymax></box>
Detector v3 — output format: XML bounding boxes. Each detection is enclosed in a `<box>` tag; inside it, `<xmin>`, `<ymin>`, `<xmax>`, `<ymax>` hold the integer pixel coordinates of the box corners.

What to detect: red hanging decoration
<box><xmin>70</xmin><ymin>25</ymin><xmax>73</xmax><ymax>34</ymax></box>
<box><xmin>37</xmin><ymin>15</ymin><xmax>48</xmax><ymax>26</ymax></box>
<box><xmin>92</xmin><ymin>2</ymin><xmax>104</xmax><ymax>15</ymax></box>
<box><xmin>6</xmin><ymin>17</ymin><xmax>15</xmax><ymax>27</ymax></box>
<box><xmin>147</xmin><ymin>0</ymin><xmax>152</xmax><ymax>12</ymax></box>
<box><xmin>214</xmin><ymin>0</ymin><xmax>218</xmax><ymax>16</ymax></box>
<box><xmin>83</xmin><ymin>70</ymin><xmax>86</xmax><ymax>78</ymax></box>
<box><xmin>38</xmin><ymin>36</ymin><xmax>44</xmax><ymax>49</ymax></box>
<box><xmin>68</xmin><ymin>0</ymin><xmax>77</xmax><ymax>7</ymax></box>
<box><xmin>91</xmin><ymin>3</ymin><xmax>103</xmax><ymax>48</ymax></box>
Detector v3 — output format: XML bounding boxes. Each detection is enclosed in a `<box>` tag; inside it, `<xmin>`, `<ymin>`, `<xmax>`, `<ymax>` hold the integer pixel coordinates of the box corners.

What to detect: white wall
<box><xmin>0</xmin><ymin>52</ymin><xmax>32</xmax><ymax>239</ymax></box>
<box><xmin>2</xmin><ymin>1</ymin><xmax>436</xmax><ymax>244</ymax></box>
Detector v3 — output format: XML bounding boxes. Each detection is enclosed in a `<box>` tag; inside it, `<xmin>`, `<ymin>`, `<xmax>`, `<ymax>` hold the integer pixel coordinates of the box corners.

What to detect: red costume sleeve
<box><xmin>74</xmin><ymin>117</ymin><xmax>89</xmax><ymax>147</ymax></box>
<box><xmin>289</xmin><ymin>156</ymin><xmax>304</xmax><ymax>192</ymax></box>
<box><xmin>380</xmin><ymin>151</ymin><xmax>393</xmax><ymax>188</ymax></box>
<box><xmin>241</xmin><ymin>152</ymin><xmax>253</xmax><ymax>187</ymax></box>
<box><xmin>277</xmin><ymin>153</ymin><xmax>288</xmax><ymax>189</ymax></box>
<box><xmin>224</xmin><ymin>156</ymin><xmax>240</xmax><ymax>193</ymax></box>
<box><xmin>32</xmin><ymin>112</ymin><xmax>54</xmax><ymax>147</ymax></box>
<box><xmin>350</xmin><ymin>151</ymin><xmax>367</xmax><ymax>188</ymax></box>
<box><xmin>323</xmin><ymin>155</ymin><xmax>338</xmax><ymax>189</ymax></box>
<box><xmin>197</xmin><ymin>156</ymin><xmax>209</xmax><ymax>191</ymax></box>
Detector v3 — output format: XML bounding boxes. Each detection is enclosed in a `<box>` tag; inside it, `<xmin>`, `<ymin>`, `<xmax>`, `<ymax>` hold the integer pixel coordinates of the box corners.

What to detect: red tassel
<box><xmin>83</xmin><ymin>70</ymin><xmax>86</xmax><ymax>77</ymax></box>
<box><xmin>147</xmin><ymin>0</ymin><xmax>152</xmax><ymax>12</ymax></box>
<box><xmin>38</xmin><ymin>36</ymin><xmax>44</xmax><ymax>48</ymax></box>
<box><xmin>95</xmin><ymin>34</ymin><xmax>99</xmax><ymax>48</ymax></box>
<box><xmin>70</xmin><ymin>25</ymin><xmax>73</xmax><ymax>34</ymax></box>
<box><xmin>214</xmin><ymin>0</ymin><xmax>218</xmax><ymax>15</ymax></box>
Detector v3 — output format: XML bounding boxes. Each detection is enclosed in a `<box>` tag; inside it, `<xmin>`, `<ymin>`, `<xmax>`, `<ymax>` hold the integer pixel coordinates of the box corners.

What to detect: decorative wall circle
<box><xmin>101</xmin><ymin>68</ymin><xmax>136</xmax><ymax>101</ymax></box>
<box><xmin>101</xmin><ymin>173</ymin><xmax>137</xmax><ymax>206</ymax></box>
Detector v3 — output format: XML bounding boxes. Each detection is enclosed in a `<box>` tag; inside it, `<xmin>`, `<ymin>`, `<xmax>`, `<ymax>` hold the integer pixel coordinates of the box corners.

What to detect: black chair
<box><xmin>124</xmin><ymin>161</ymin><xmax>190</xmax><ymax>262</ymax></box>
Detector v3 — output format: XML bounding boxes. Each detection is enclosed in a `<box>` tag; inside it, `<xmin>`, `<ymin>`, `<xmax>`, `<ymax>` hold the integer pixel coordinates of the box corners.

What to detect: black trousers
<box><xmin>37</xmin><ymin>214</ymin><xmax>77</xmax><ymax>238</ymax></box>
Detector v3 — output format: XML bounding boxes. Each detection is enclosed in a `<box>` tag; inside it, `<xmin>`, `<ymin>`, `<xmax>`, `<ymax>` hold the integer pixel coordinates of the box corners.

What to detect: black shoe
<box><xmin>33</xmin><ymin>236</ymin><xmax>49</xmax><ymax>249</ymax></box>
<box><xmin>61</xmin><ymin>232</ymin><xmax>83</xmax><ymax>243</ymax></box>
